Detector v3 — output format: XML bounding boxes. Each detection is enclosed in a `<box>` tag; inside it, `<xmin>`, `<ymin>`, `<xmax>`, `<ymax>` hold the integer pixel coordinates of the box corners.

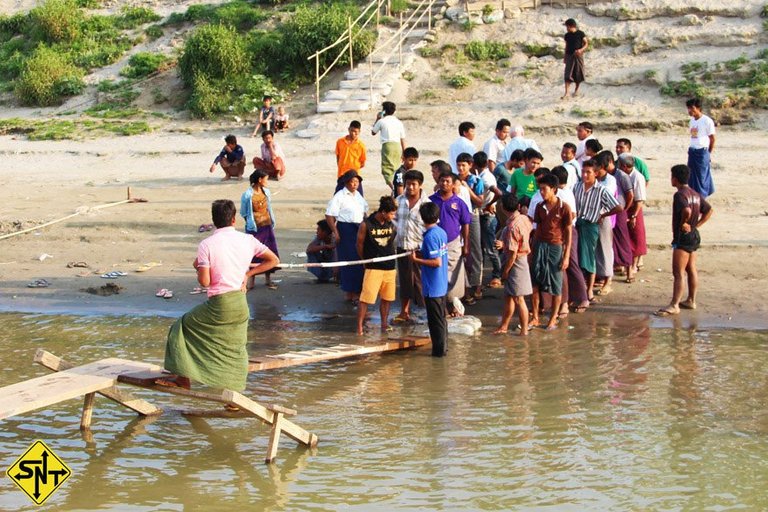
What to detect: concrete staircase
<box><xmin>312</xmin><ymin>1</ymin><xmax>446</xmax><ymax>116</ymax></box>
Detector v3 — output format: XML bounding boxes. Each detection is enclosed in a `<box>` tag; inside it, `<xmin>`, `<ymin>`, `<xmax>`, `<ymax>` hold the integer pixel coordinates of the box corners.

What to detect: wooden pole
<box><xmin>399</xmin><ymin>12</ymin><xmax>403</xmax><ymax>68</ymax></box>
<box><xmin>348</xmin><ymin>15</ymin><xmax>354</xmax><ymax>71</ymax></box>
<box><xmin>315</xmin><ymin>54</ymin><xmax>320</xmax><ymax>107</ymax></box>
<box><xmin>376</xmin><ymin>0</ymin><xmax>380</xmax><ymax>30</ymax></box>
<box><xmin>80</xmin><ymin>392</ymin><xmax>95</xmax><ymax>430</ymax></box>
<box><xmin>369</xmin><ymin>54</ymin><xmax>374</xmax><ymax>107</ymax></box>
<box><xmin>387</xmin><ymin>0</ymin><xmax>391</xmax><ymax>16</ymax></box>
<box><xmin>428</xmin><ymin>0</ymin><xmax>432</xmax><ymax>30</ymax></box>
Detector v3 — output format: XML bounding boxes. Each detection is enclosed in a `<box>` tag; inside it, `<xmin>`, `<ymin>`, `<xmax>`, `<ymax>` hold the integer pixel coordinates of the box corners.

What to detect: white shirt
<box><xmin>501</xmin><ymin>136</ymin><xmax>540</xmax><ymax>162</ymax></box>
<box><xmin>628</xmin><ymin>169</ymin><xmax>647</xmax><ymax>202</ymax></box>
<box><xmin>483</xmin><ymin>135</ymin><xmax>507</xmax><ymax>166</ymax></box>
<box><xmin>599</xmin><ymin>173</ymin><xmax>617</xmax><ymax>197</ymax></box>
<box><xmin>575</xmin><ymin>135</ymin><xmax>594</xmax><ymax>165</ymax></box>
<box><xmin>448</xmin><ymin>136</ymin><xmax>477</xmax><ymax>174</ymax></box>
<box><xmin>478</xmin><ymin>169</ymin><xmax>498</xmax><ymax>208</ymax></box>
<box><xmin>372</xmin><ymin>116</ymin><xmax>406</xmax><ymax>144</ymax></box>
<box><xmin>528</xmin><ymin>188</ymin><xmax>577</xmax><ymax>228</ymax></box>
<box><xmin>563</xmin><ymin>159</ymin><xmax>581</xmax><ymax>190</ymax></box>
<box><xmin>325</xmin><ymin>188</ymin><xmax>369</xmax><ymax>223</ymax></box>
<box><xmin>456</xmin><ymin>182</ymin><xmax>473</xmax><ymax>210</ymax></box>
<box><xmin>689</xmin><ymin>115</ymin><xmax>715</xmax><ymax>150</ymax></box>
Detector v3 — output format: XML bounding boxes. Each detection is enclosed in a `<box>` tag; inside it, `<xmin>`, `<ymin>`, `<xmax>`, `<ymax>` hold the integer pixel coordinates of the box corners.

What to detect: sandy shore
<box><xmin>1</xmin><ymin>3</ymin><xmax>767</xmax><ymax>331</ymax></box>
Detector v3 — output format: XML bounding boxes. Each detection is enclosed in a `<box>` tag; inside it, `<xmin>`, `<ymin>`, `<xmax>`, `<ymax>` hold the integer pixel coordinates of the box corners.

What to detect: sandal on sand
<box><xmin>679</xmin><ymin>300</ymin><xmax>697</xmax><ymax>310</ymax></box>
<box><xmin>162</xmin><ymin>290</ymin><xmax>173</xmax><ymax>299</ymax></box>
<box><xmin>266</xmin><ymin>283</ymin><xmax>278</xmax><ymax>290</ymax></box>
<box><xmin>156</xmin><ymin>288</ymin><xmax>169</xmax><ymax>297</ymax></box>
<box><xmin>654</xmin><ymin>307</ymin><xmax>679</xmax><ymax>317</ymax></box>
<box><xmin>27</xmin><ymin>279</ymin><xmax>51</xmax><ymax>288</ymax></box>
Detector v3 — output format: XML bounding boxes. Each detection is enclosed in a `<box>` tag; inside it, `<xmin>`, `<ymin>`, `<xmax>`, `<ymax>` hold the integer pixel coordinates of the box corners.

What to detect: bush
<box><xmin>522</xmin><ymin>43</ymin><xmax>555</xmax><ymax>58</ymax></box>
<box><xmin>390</xmin><ymin>0</ymin><xmax>408</xmax><ymax>14</ymax></box>
<box><xmin>178</xmin><ymin>24</ymin><xmax>248</xmax><ymax>86</ymax></box>
<box><xmin>145</xmin><ymin>24</ymin><xmax>163</xmax><ymax>40</ymax></box>
<box><xmin>30</xmin><ymin>0</ymin><xmax>82</xmax><ymax>43</ymax></box>
<box><xmin>0</xmin><ymin>13</ymin><xmax>28</xmax><ymax>39</ymax></box>
<box><xmin>447</xmin><ymin>73</ymin><xmax>471</xmax><ymax>88</ymax></box>
<box><xmin>175</xmin><ymin>2</ymin><xmax>268</xmax><ymax>31</ymax></box>
<box><xmin>120</xmin><ymin>51</ymin><xmax>171</xmax><ymax>78</ymax></box>
<box><xmin>114</xmin><ymin>7</ymin><xmax>161</xmax><ymax>30</ymax></box>
<box><xmin>186</xmin><ymin>73</ymin><xmax>229</xmax><ymax>118</ymax></box>
<box><xmin>254</xmin><ymin>4</ymin><xmax>375</xmax><ymax>82</ymax></box>
<box><xmin>15</xmin><ymin>46</ymin><xmax>84</xmax><ymax>105</ymax></box>
<box><xmin>464</xmin><ymin>40</ymin><xmax>509</xmax><ymax>61</ymax></box>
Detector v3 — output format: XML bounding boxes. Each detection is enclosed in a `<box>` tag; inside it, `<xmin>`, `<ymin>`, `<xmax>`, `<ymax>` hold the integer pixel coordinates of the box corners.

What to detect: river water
<box><xmin>0</xmin><ymin>312</ymin><xmax>766</xmax><ymax>511</ymax></box>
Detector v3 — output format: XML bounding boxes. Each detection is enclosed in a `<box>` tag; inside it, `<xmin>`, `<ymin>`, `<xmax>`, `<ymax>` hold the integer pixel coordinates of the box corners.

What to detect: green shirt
<box><xmin>510</xmin><ymin>168</ymin><xmax>537</xmax><ymax>199</ymax></box>
<box><xmin>634</xmin><ymin>156</ymin><xmax>650</xmax><ymax>183</ymax></box>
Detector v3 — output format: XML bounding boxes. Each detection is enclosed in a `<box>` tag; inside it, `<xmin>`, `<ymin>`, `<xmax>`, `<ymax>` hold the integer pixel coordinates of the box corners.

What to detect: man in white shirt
<box><xmin>685</xmin><ymin>97</ymin><xmax>716</xmax><ymax>198</ymax></box>
<box><xmin>482</xmin><ymin>118</ymin><xmax>511</xmax><ymax>171</ymax></box>
<box><xmin>448</xmin><ymin>121</ymin><xmax>477</xmax><ymax>174</ymax></box>
<box><xmin>560</xmin><ymin>142</ymin><xmax>581</xmax><ymax>189</ymax></box>
<box><xmin>500</xmin><ymin>125</ymin><xmax>540</xmax><ymax>163</ymax></box>
<box><xmin>371</xmin><ymin>101</ymin><xmax>407</xmax><ymax>191</ymax></box>
<box><xmin>474</xmin><ymin>151</ymin><xmax>505</xmax><ymax>288</ymax></box>
<box><xmin>574</xmin><ymin>121</ymin><xmax>594</xmax><ymax>165</ymax></box>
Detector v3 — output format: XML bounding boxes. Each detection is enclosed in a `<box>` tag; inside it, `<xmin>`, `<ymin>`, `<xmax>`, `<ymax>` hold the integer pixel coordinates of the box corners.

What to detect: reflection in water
<box><xmin>0</xmin><ymin>313</ymin><xmax>767</xmax><ymax>510</ymax></box>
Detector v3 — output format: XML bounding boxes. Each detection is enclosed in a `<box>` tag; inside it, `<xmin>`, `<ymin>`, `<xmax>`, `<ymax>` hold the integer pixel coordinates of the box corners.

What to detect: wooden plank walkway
<box><xmin>249</xmin><ymin>335</ymin><xmax>430</xmax><ymax>371</ymax></box>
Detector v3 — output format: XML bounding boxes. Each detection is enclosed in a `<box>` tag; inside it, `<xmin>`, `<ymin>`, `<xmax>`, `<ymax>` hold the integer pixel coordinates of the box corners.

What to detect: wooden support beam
<box><xmin>266</xmin><ymin>412</ymin><xmax>284</xmax><ymax>463</ymax></box>
<box><xmin>34</xmin><ymin>350</ymin><xmax>161</xmax><ymax>417</ymax></box>
<box><xmin>81</xmin><ymin>393</ymin><xmax>95</xmax><ymax>430</ymax></box>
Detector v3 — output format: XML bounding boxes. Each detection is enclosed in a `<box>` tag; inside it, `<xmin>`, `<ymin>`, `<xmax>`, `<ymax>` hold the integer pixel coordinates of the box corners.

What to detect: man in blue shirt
<box><xmin>210</xmin><ymin>134</ymin><xmax>246</xmax><ymax>181</ymax></box>
<box><xmin>411</xmin><ymin>202</ymin><xmax>449</xmax><ymax>356</ymax></box>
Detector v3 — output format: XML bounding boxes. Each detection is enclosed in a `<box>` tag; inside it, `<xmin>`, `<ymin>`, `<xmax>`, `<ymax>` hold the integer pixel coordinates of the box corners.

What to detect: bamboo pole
<box><xmin>315</xmin><ymin>54</ymin><xmax>320</xmax><ymax>107</ymax></box>
<box><xmin>348</xmin><ymin>16</ymin><xmax>354</xmax><ymax>71</ymax></box>
<box><xmin>398</xmin><ymin>12</ymin><xmax>403</xmax><ymax>68</ymax></box>
<box><xmin>376</xmin><ymin>0</ymin><xmax>380</xmax><ymax>29</ymax></box>
<box><xmin>428</xmin><ymin>0</ymin><xmax>432</xmax><ymax>30</ymax></box>
<box><xmin>369</xmin><ymin>54</ymin><xmax>374</xmax><ymax>107</ymax></box>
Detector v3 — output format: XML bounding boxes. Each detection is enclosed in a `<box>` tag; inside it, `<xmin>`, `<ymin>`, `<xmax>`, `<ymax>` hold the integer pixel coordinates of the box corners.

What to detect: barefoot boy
<box><xmin>531</xmin><ymin>174</ymin><xmax>573</xmax><ymax>330</ymax></box>
<box><xmin>655</xmin><ymin>164</ymin><xmax>713</xmax><ymax>316</ymax></box>
<box><xmin>494</xmin><ymin>193</ymin><xmax>532</xmax><ymax>336</ymax></box>
<box><xmin>356</xmin><ymin>196</ymin><xmax>398</xmax><ymax>335</ymax></box>
<box><xmin>411</xmin><ymin>202</ymin><xmax>449</xmax><ymax>356</ymax></box>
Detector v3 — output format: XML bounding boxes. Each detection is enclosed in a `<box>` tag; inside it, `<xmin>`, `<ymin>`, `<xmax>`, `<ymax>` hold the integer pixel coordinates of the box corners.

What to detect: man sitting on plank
<box><xmin>159</xmin><ymin>199</ymin><xmax>278</xmax><ymax>390</ymax></box>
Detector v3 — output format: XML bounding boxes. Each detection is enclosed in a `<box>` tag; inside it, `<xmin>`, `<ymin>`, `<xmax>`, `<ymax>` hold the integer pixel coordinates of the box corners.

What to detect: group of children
<box><xmin>209</xmin><ymin>97</ymin><xmax>290</xmax><ymax>182</ymax></box>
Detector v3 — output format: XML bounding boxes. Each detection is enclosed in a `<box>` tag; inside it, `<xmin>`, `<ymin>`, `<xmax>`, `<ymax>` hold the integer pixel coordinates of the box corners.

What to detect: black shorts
<box><xmin>673</xmin><ymin>229</ymin><xmax>701</xmax><ymax>253</ymax></box>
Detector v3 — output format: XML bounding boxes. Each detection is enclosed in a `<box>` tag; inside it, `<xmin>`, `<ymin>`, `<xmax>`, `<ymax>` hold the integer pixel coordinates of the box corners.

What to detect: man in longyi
<box><xmin>158</xmin><ymin>199</ymin><xmax>278</xmax><ymax>391</ymax></box>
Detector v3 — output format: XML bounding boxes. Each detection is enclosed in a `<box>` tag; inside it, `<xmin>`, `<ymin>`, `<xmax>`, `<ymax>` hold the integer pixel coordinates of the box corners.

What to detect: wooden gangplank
<box><xmin>0</xmin><ymin>356</ymin><xmax>162</xmax><ymax>422</ymax></box>
<box><xmin>248</xmin><ymin>335</ymin><xmax>430</xmax><ymax>371</ymax></box>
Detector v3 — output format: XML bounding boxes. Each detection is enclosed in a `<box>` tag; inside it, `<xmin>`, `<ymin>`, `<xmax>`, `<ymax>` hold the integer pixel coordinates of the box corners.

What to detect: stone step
<box><xmin>316</xmin><ymin>100</ymin><xmax>342</xmax><ymax>113</ymax></box>
<box><xmin>339</xmin><ymin>100</ymin><xmax>371</xmax><ymax>112</ymax></box>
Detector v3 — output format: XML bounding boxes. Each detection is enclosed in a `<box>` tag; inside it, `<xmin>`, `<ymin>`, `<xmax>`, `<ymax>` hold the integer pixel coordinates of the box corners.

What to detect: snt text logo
<box><xmin>6</xmin><ymin>440</ymin><xmax>71</xmax><ymax>505</ymax></box>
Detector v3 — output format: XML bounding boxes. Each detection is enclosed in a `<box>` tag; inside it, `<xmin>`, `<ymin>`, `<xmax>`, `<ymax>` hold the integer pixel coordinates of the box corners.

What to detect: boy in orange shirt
<box><xmin>335</xmin><ymin>120</ymin><xmax>367</xmax><ymax>195</ymax></box>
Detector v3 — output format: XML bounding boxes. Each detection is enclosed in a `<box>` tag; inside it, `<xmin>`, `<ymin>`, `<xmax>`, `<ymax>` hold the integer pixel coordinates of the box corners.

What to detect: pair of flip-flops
<box><xmin>156</xmin><ymin>288</ymin><xmax>174</xmax><ymax>299</ymax></box>
<box><xmin>101</xmin><ymin>271</ymin><xmax>126</xmax><ymax>279</ymax></box>
<box><xmin>27</xmin><ymin>279</ymin><xmax>51</xmax><ymax>288</ymax></box>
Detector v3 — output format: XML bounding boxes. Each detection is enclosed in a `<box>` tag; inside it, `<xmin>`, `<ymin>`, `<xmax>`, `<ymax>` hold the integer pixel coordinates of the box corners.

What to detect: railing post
<box><xmin>315</xmin><ymin>54</ymin><xmax>320</xmax><ymax>107</ymax></box>
<box><xmin>387</xmin><ymin>0</ymin><xmax>391</xmax><ymax>16</ymax></box>
<box><xmin>428</xmin><ymin>0</ymin><xmax>432</xmax><ymax>30</ymax></box>
<box><xmin>377</xmin><ymin>0</ymin><xmax>381</xmax><ymax>30</ymax></box>
<box><xmin>398</xmin><ymin>12</ymin><xmax>403</xmax><ymax>68</ymax></box>
<box><xmin>369</xmin><ymin>54</ymin><xmax>374</xmax><ymax>108</ymax></box>
<box><xmin>348</xmin><ymin>15</ymin><xmax>354</xmax><ymax>71</ymax></box>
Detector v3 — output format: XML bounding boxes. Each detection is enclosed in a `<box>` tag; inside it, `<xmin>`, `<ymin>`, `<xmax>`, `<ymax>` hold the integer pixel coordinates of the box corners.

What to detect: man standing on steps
<box><xmin>372</xmin><ymin>101</ymin><xmax>407</xmax><ymax>192</ymax></box>
<box><xmin>562</xmin><ymin>18</ymin><xmax>588</xmax><ymax>99</ymax></box>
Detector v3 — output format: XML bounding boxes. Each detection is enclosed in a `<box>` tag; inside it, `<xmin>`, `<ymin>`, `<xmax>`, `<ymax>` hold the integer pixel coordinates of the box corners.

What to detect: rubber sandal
<box><xmin>163</xmin><ymin>290</ymin><xmax>174</xmax><ymax>299</ymax></box>
<box><xmin>156</xmin><ymin>288</ymin><xmax>168</xmax><ymax>297</ymax></box>
<box><xmin>27</xmin><ymin>279</ymin><xmax>51</xmax><ymax>288</ymax></box>
<box><xmin>392</xmin><ymin>314</ymin><xmax>410</xmax><ymax>324</ymax></box>
<box><xmin>654</xmin><ymin>308</ymin><xmax>678</xmax><ymax>317</ymax></box>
